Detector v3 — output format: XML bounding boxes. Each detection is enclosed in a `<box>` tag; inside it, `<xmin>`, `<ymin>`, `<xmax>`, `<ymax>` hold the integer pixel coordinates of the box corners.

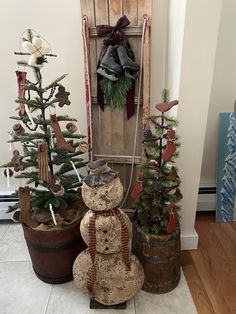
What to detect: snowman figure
<box><xmin>73</xmin><ymin>160</ymin><xmax>144</xmax><ymax>305</ymax></box>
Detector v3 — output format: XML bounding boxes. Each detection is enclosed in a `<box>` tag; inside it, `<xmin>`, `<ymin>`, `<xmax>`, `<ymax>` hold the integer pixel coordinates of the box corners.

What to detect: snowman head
<box><xmin>82</xmin><ymin>160</ymin><xmax>124</xmax><ymax>211</ymax></box>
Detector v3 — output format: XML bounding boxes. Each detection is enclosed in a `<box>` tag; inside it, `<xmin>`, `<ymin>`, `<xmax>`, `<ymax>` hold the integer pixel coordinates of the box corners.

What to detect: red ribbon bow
<box><xmin>96</xmin><ymin>15</ymin><xmax>130</xmax><ymax>38</ymax></box>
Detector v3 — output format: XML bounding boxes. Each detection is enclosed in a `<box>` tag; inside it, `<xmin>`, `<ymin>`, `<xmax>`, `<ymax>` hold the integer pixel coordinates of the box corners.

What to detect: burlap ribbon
<box><xmin>87</xmin><ymin>208</ymin><xmax>131</xmax><ymax>294</ymax></box>
<box><xmin>38</xmin><ymin>142</ymin><xmax>54</xmax><ymax>185</ymax></box>
<box><xmin>16</xmin><ymin>71</ymin><xmax>27</xmax><ymax>115</ymax></box>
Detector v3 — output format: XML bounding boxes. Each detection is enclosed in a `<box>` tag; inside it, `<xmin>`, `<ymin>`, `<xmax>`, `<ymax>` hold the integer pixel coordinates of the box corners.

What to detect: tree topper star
<box><xmin>23</xmin><ymin>36</ymin><xmax>50</xmax><ymax>68</ymax></box>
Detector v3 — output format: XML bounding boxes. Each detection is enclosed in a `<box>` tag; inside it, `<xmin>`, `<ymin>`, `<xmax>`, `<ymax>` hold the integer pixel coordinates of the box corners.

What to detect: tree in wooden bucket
<box><xmin>132</xmin><ymin>89</ymin><xmax>183</xmax><ymax>293</ymax></box>
<box><xmin>1</xmin><ymin>29</ymin><xmax>88</xmax><ymax>284</ymax></box>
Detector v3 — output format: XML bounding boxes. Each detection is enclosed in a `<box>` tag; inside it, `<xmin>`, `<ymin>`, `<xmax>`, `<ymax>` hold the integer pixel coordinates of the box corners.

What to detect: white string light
<box><xmin>49</xmin><ymin>126</ymin><xmax>54</xmax><ymax>149</ymax></box>
<box><xmin>24</xmin><ymin>104</ymin><xmax>36</xmax><ymax>129</ymax></box>
<box><xmin>70</xmin><ymin>161</ymin><xmax>82</xmax><ymax>182</ymax></box>
<box><xmin>6</xmin><ymin>168</ymin><xmax>10</xmax><ymax>188</ymax></box>
<box><xmin>8</xmin><ymin>131</ymin><xmax>14</xmax><ymax>151</ymax></box>
<box><xmin>49</xmin><ymin>204</ymin><xmax>57</xmax><ymax>226</ymax></box>
<box><xmin>76</xmin><ymin>121</ymin><xmax>81</xmax><ymax>134</ymax></box>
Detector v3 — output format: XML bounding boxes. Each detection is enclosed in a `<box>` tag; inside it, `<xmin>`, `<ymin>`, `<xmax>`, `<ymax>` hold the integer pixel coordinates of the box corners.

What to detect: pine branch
<box><xmin>15</xmin><ymin>98</ymin><xmax>41</xmax><ymax>109</ymax></box>
<box><xmin>15</xmin><ymin>171</ymin><xmax>38</xmax><ymax>179</ymax></box>
<box><xmin>62</xmin><ymin>132</ymin><xmax>86</xmax><ymax>139</ymax></box>
<box><xmin>42</xmin><ymin>74</ymin><xmax>68</xmax><ymax>92</ymax></box>
<box><xmin>22</xmin><ymin>160</ymin><xmax>38</xmax><ymax>168</ymax></box>
<box><xmin>7</xmin><ymin>202</ymin><xmax>20</xmax><ymax>213</ymax></box>
<box><xmin>27</xmin><ymin>29</ymin><xmax>33</xmax><ymax>42</ymax></box>
<box><xmin>17</xmin><ymin>60</ymin><xmax>28</xmax><ymax>67</ymax></box>
<box><xmin>162</xmin><ymin>88</ymin><xmax>169</xmax><ymax>102</ymax></box>
<box><xmin>149</xmin><ymin>117</ymin><xmax>169</xmax><ymax>130</ymax></box>
<box><xmin>0</xmin><ymin>162</ymin><xmax>14</xmax><ymax>168</ymax></box>
<box><xmin>55</xmin><ymin>161</ymin><xmax>87</xmax><ymax>177</ymax></box>
<box><xmin>100</xmin><ymin>76</ymin><xmax>132</xmax><ymax>110</ymax></box>
<box><xmin>9</xmin><ymin>132</ymin><xmax>48</xmax><ymax>143</ymax></box>
<box><xmin>51</xmin><ymin>155</ymin><xmax>83</xmax><ymax>165</ymax></box>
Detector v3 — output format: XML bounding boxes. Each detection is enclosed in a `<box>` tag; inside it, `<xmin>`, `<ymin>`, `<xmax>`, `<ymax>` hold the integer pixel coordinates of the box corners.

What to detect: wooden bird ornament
<box><xmin>155</xmin><ymin>100</ymin><xmax>178</xmax><ymax>113</ymax></box>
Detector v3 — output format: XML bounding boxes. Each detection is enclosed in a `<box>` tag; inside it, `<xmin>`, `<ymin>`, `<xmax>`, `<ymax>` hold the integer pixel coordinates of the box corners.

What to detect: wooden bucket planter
<box><xmin>22</xmin><ymin>219</ymin><xmax>87</xmax><ymax>284</ymax></box>
<box><xmin>132</xmin><ymin>224</ymin><xmax>181</xmax><ymax>293</ymax></box>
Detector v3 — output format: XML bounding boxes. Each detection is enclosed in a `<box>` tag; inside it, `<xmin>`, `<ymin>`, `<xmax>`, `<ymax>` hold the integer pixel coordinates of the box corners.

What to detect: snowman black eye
<box><xmin>103</xmin><ymin>230</ymin><xmax>107</xmax><ymax>233</ymax></box>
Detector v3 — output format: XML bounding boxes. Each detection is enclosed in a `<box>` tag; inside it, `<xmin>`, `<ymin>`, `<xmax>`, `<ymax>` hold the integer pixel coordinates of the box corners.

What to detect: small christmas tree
<box><xmin>2</xmin><ymin>29</ymin><xmax>88</xmax><ymax>216</ymax></box>
<box><xmin>133</xmin><ymin>89</ymin><xmax>183</xmax><ymax>234</ymax></box>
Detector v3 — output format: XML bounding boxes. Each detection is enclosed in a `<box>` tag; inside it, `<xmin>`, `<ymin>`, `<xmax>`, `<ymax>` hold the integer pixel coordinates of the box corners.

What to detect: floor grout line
<box><xmin>0</xmin><ymin>260</ymin><xmax>30</xmax><ymax>263</ymax></box>
<box><xmin>44</xmin><ymin>284</ymin><xmax>53</xmax><ymax>314</ymax></box>
<box><xmin>0</xmin><ymin>221</ymin><xmax>11</xmax><ymax>241</ymax></box>
<box><xmin>134</xmin><ymin>296</ymin><xmax>136</xmax><ymax>314</ymax></box>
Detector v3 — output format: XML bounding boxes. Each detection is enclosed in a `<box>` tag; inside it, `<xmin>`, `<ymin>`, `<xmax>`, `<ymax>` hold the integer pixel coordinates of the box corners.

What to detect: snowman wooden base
<box><xmin>90</xmin><ymin>299</ymin><xmax>126</xmax><ymax>309</ymax></box>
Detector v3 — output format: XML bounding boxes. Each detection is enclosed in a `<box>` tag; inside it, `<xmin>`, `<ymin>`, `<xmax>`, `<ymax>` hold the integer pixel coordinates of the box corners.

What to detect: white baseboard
<box><xmin>0</xmin><ymin>190</ymin><xmax>17</xmax><ymax>220</ymax></box>
<box><xmin>181</xmin><ymin>229</ymin><xmax>199</xmax><ymax>250</ymax></box>
<box><xmin>197</xmin><ymin>193</ymin><xmax>216</xmax><ymax>211</ymax></box>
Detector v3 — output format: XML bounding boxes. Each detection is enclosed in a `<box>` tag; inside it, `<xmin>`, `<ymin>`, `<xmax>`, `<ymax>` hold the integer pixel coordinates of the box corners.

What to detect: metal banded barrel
<box><xmin>22</xmin><ymin>219</ymin><xmax>86</xmax><ymax>284</ymax></box>
<box><xmin>132</xmin><ymin>224</ymin><xmax>180</xmax><ymax>293</ymax></box>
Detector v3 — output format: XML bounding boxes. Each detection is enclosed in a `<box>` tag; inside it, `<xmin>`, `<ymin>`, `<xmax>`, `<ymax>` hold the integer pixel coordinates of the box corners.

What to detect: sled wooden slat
<box><xmin>91</xmin><ymin>96</ymin><xmax>143</xmax><ymax>105</ymax></box>
<box><xmin>94</xmin><ymin>154</ymin><xmax>142</xmax><ymax>164</ymax></box>
<box><xmin>123</xmin><ymin>0</ymin><xmax>140</xmax><ymax>158</ymax></box>
<box><xmin>89</xmin><ymin>26</ymin><xmax>143</xmax><ymax>37</ymax></box>
<box><xmin>95</xmin><ymin>0</ymin><xmax>112</xmax><ymax>156</ymax></box>
<box><xmin>109</xmin><ymin>0</ymin><xmax>125</xmax><ymax>156</ymax></box>
<box><xmin>80</xmin><ymin>0</ymin><xmax>151</xmax><ymax>208</ymax></box>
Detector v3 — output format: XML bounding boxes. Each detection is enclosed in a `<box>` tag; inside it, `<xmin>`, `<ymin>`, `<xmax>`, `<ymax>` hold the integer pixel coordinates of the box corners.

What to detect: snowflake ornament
<box><xmin>23</xmin><ymin>36</ymin><xmax>50</xmax><ymax>68</ymax></box>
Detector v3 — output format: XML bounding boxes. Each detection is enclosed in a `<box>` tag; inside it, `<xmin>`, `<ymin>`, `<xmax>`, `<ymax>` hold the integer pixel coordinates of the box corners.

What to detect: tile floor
<box><xmin>0</xmin><ymin>221</ymin><xmax>197</xmax><ymax>314</ymax></box>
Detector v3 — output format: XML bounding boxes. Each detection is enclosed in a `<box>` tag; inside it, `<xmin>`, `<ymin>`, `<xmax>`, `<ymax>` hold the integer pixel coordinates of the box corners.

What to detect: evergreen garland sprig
<box><xmin>99</xmin><ymin>76</ymin><xmax>132</xmax><ymax>110</ymax></box>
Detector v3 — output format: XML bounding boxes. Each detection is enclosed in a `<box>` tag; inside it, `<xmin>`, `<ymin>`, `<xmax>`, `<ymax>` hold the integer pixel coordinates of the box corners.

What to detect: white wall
<box><xmin>0</xmin><ymin>0</ymin><xmax>86</xmax><ymax>190</ymax></box>
<box><xmin>150</xmin><ymin>0</ymin><xmax>169</xmax><ymax>108</ymax></box>
<box><xmin>166</xmin><ymin>0</ymin><xmax>223</xmax><ymax>247</ymax></box>
<box><xmin>200</xmin><ymin>0</ymin><xmax>236</xmax><ymax>186</ymax></box>
<box><xmin>173</xmin><ymin>0</ymin><xmax>223</xmax><ymax>247</ymax></box>
<box><xmin>166</xmin><ymin>0</ymin><xmax>186</xmax><ymax>102</ymax></box>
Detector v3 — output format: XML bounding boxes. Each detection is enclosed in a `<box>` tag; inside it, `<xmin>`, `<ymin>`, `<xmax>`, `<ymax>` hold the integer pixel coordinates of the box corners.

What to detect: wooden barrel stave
<box><xmin>22</xmin><ymin>220</ymin><xmax>87</xmax><ymax>284</ymax></box>
<box><xmin>132</xmin><ymin>225</ymin><xmax>181</xmax><ymax>293</ymax></box>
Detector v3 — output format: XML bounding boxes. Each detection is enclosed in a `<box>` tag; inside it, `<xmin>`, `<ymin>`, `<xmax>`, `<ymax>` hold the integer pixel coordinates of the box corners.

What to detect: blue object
<box><xmin>216</xmin><ymin>112</ymin><xmax>236</xmax><ymax>222</ymax></box>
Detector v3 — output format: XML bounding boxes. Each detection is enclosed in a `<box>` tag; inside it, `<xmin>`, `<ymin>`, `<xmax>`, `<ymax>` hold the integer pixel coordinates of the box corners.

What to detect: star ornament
<box><xmin>22</xmin><ymin>36</ymin><xmax>50</xmax><ymax>68</ymax></box>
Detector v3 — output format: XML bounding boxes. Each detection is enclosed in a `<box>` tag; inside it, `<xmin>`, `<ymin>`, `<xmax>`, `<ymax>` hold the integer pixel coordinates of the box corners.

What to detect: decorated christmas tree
<box><xmin>133</xmin><ymin>89</ymin><xmax>183</xmax><ymax>234</ymax></box>
<box><xmin>2</xmin><ymin>29</ymin><xmax>88</xmax><ymax>218</ymax></box>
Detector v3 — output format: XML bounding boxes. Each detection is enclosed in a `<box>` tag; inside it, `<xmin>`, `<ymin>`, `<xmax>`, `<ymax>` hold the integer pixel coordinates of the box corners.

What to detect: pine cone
<box><xmin>143</xmin><ymin>129</ymin><xmax>153</xmax><ymax>140</ymax></box>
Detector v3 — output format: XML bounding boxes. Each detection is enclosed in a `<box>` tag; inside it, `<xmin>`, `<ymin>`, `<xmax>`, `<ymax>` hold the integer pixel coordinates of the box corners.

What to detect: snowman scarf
<box><xmin>87</xmin><ymin>208</ymin><xmax>130</xmax><ymax>295</ymax></box>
